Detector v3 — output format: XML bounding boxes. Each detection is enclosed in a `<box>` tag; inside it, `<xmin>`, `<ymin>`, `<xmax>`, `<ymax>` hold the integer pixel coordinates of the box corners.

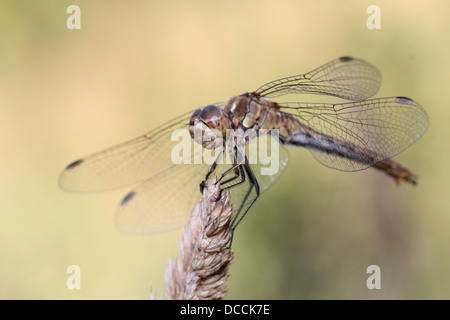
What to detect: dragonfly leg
<box><xmin>218</xmin><ymin>163</ymin><xmax>245</xmax><ymax>189</ymax></box>
<box><xmin>227</xmin><ymin>159</ymin><xmax>260</xmax><ymax>247</ymax></box>
<box><xmin>200</xmin><ymin>161</ymin><xmax>217</xmax><ymax>194</ymax></box>
<box><xmin>213</xmin><ymin>162</ymin><xmax>246</xmax><ymax>203</ymax></box>
<box><xmin>219</xmin><ymin>166</ymin><xmax>241</xmax><ymax>186</ymax></box>
<box><xmin>201</xmin><ymin>145</ymin><xmax>246</xmax><ymax>202</ymax></box>
<box><xmin>200</xmin><ymin>149</ymin><xmax>224</xmax><ymax>194</ymax></box>
<box><xmin>217</xmin><ymin>145</ymin><xmax>247</xmax><ymax>189</ymax></box>
<box><xmin>199</xmin><ymin>150</ymin><xmax>246</xmax><ymax>202</ymax></box>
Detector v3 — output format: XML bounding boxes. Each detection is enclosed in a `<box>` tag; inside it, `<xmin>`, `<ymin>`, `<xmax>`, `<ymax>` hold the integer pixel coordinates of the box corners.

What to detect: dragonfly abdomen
<box><xmin>282</xmin><ymin>122</ymin><xmax>384</xmax><ymax>168</ymax></box>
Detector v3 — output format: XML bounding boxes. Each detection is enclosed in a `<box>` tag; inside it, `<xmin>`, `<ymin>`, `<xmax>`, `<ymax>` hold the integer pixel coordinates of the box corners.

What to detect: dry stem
<box><xmin>150</xmin><ymin>178</ymin><xmax>234</xmax><ymax>300</ymax></box>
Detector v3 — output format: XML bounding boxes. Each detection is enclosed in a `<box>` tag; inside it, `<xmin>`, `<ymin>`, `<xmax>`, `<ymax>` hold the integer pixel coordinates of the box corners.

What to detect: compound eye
<box><xmin>189</xmin><ymin>109</ymin><xmax>202</xmax><ymax>125</ymax></box>
<box><xmin>199</xmin><ymin>105</ymin><xmax>222</xmax><ymax>127</ymax></box>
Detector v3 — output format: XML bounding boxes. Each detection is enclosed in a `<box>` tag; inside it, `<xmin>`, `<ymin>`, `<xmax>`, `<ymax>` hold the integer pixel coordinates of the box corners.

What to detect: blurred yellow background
<box><xmin>0</xmin><ymin>0</ymin><xmax>448</xmax><ymax>299</ymax></box>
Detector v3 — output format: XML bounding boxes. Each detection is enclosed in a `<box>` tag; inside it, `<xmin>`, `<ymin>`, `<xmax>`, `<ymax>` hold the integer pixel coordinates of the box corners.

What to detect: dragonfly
<box><xmin>59</xmin><ymin>56</ymin><xmax>428</xmax><ymax>237</ymax></box>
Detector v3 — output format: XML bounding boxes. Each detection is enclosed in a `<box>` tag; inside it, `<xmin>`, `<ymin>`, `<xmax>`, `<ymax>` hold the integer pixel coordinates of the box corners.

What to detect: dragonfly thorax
<box><xmin>225</xmin><ymin>93</ymin><xmax>285</xmax><ymax>133</ymax></box>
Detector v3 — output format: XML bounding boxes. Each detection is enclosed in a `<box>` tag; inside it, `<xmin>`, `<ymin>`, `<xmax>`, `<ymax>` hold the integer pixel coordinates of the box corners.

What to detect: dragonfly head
<box><xmin>189</xmin><ymin>105</ymin><xmax>229</xmax><ymax>149</ymax></box>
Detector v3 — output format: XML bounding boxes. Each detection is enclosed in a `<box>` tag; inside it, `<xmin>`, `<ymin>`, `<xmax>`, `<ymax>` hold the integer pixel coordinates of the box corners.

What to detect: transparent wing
<box><xmin>59</xmin><ymin>106</ymin><xmax>224</xmax><ymax>233</ymax></box>
<box><xmin>279</xmin><ymin>97</ymin><xmax>428</xmax><ymax>171</ymax></box>
<box><xmin>116</xmin><ymin>161</ymin><xmax>212</xmax><ymax>234</ymax></box>
<box><xmin>255</xmin><ymin>56</ymin><xmax>381</xmax><ymax>101</ymax></box>
<box><xmin>116</xmin><ymin>133</ymin><xmax>289</xmax><ymax>234</ymax></box>
<box><xmin>59</xmin><ymin>110</ymin><xmax>197</xmax><ymax>192</ymax></box>
<box><xmin>250</xmin><ymin>134</ymin><xmax>289</xmax><ymax>193</ymax></box>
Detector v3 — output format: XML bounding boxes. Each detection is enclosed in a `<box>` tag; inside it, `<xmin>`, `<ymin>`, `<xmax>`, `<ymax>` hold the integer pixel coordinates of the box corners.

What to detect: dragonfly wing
<box><xmin>116</xmin><ymin>161</ymin><xmax>212</xmax><ymax>234</ymax></box>
<box><xmin>256</xmin><ymin>56</ymin><xmax>381</xmax><ymax>101</ymax></box>
<box><xmin>59</xmin><ymin>110</ymin><xmax>197</xmax><ymax>192</ymax></box>
<box><xmin>251</xmin><ymin>135</ymin><xmax>289</xmax><ymax>193</ymax></box>
<box><xmin>280</xmin><ymin>97</ymin><xmax>428</xmax><ymax>171</ymax></box>
<box><xmin>116</xmin><ymin>132</ymin><xmax>289</xmax><ymax>234</ymax></box>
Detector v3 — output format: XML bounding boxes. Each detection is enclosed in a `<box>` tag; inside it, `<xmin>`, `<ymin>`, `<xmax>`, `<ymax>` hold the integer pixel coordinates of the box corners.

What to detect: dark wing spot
<box><xmin>339</xmin><ymin>56</ymin><xmax>355</xmax><ymax>62</ymax></box>
<box><xmin>395</xmin><ymin>96</ymin><xmax>413</xmax><ymax>105</ymax></box>
<box><xmin>65</xmin><ymin>159</ymin><xmax>84</xmax><ymax>170</ymax></box>
<box><xmin>120</xmin><ymin>191</ymin><xmax>136</xmax><ymax>206</ymax></box>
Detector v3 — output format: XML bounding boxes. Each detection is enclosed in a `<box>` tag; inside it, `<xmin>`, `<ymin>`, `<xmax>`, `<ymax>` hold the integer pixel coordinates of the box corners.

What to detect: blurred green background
<box><xmin>0</xmin><ymin>0</ymin><xmax>448</xmax><ymax>299</ymax></box>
